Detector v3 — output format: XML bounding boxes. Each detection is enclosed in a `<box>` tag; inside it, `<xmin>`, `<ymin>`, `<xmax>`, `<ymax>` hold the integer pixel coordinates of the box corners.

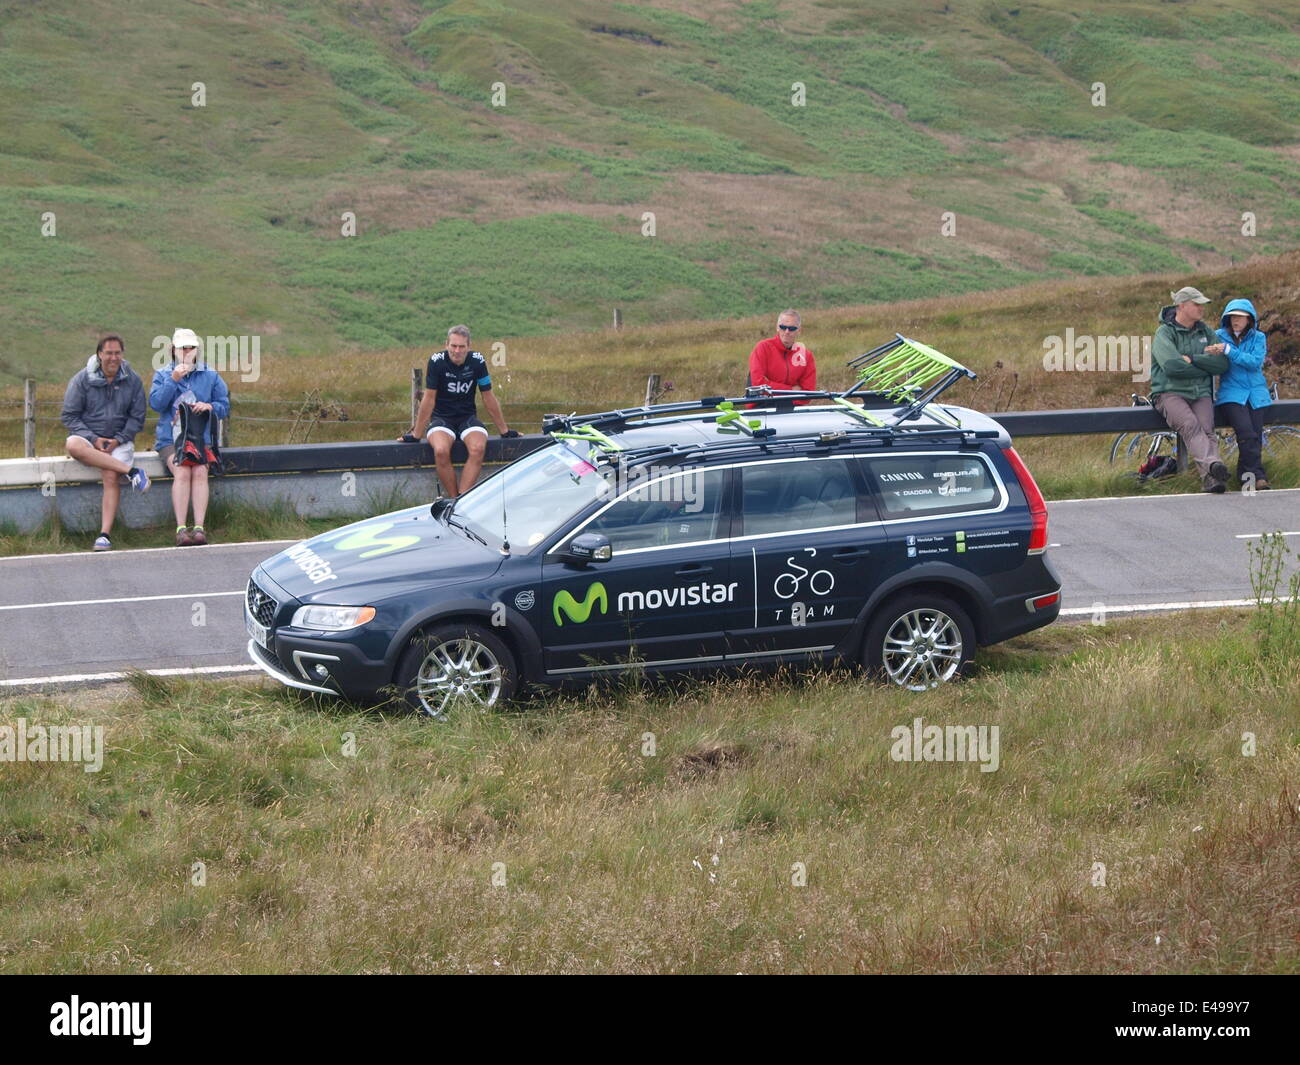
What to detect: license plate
<box><xmin>246</xmin><ymin>609</ymin><xmax>269</xmax><ymax>649</ymax></box>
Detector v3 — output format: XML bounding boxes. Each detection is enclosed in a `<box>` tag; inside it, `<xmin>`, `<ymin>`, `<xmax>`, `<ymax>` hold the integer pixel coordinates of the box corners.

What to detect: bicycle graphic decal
<box><xmin>774</xmin><ymin>548</ymin><xmax>834</xmax><ymax>600</ymax></box>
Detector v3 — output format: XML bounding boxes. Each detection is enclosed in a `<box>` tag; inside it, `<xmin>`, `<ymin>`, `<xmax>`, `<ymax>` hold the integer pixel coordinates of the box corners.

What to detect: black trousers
<box><xmin>1218</xmin><ymin>401</ymin><xmax>1267</xmax><ymax>483</ymax></box>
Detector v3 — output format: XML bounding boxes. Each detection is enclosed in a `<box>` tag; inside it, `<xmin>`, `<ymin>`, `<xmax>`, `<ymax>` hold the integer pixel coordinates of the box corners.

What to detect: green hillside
<box><xmin>3</xmin><ymin>0</ymin><xmax>1300</xmax><ymax>378</ymax></box>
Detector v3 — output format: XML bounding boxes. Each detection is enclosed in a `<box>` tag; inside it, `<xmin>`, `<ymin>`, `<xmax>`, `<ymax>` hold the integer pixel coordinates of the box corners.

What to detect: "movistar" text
<box><xmin>617</xmin><ymin>582</ymin><xmax>737</xmax><ymax>612</ymax></box>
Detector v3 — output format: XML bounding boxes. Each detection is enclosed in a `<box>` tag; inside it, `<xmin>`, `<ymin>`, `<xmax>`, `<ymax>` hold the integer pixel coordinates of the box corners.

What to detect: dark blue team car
<box><xmin>246</xmin><ymin>344</ymin><xmax>1060</xmax><ymax>716</ymax></box>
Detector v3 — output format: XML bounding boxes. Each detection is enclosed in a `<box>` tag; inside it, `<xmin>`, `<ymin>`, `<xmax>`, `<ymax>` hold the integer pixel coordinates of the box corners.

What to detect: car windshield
<box><xmin>451</xmin><ymin>442</ymin><xmax>610</xmax><ymax>550</ymax></box>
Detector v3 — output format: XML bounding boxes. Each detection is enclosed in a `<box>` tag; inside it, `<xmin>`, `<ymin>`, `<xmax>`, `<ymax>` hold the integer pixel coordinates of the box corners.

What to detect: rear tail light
<box><xmin>1002</xmin><ymin>446</ymin><xmax>1048</xmax><ymax>554</ymax></box>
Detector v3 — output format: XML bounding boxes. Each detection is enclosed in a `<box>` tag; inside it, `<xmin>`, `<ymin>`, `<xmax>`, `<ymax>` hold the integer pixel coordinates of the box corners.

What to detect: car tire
<box><xmin>393</xmin><ymin>622</ymin><xmax>518</xmax><ymax>719</ymax></box>
<box><xmin>863</xmin><ymin>592</ymin><xmax>976</xmax><ymax>691</ymax></box>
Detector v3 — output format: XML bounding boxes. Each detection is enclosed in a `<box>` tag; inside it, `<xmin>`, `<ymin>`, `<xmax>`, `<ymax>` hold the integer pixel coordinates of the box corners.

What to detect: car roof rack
<box><xmin>539</xmin><ymin>335</ymin><xmax>978</xmax><ymax>449</ymax></box>
<box><xmin>541</xmin><ymin>390</ymin><xmax>844</xmax><ymax>435</ymax></box>
<box><xmin>844</xmin><ymin>334</ymin><xmax>976</xmax><ymax>425</ymax></box>
<box><xmin>606</xmin><ymin>422</ymin><xmax>1001</xmax><ymax>469</ymax></box>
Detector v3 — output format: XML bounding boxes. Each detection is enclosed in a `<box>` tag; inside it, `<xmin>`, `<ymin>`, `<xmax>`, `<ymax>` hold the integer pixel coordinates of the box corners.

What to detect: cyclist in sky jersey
<box><xmin>401</xmin><ymin>324</ymin><xmax>518</xmax><ymax>498</ymax></box>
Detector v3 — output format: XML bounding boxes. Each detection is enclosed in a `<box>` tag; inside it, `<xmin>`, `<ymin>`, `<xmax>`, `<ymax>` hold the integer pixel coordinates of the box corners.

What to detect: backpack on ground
<box><xmin>1137</xmin><ymin>454</ymin><xmax>1177</xmax><ymax>481</ymax></box>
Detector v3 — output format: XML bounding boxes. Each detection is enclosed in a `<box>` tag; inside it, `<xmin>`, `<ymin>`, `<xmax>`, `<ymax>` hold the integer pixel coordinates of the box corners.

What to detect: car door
<box><xmin>540</xmin><ymin>466</ymin><xmax>734</xmax><ymax>676</ymax></box>
<box><xmin>726</xmin><ymin>455</ymin><xmax>886</xmax><ymax>659</ymax></box>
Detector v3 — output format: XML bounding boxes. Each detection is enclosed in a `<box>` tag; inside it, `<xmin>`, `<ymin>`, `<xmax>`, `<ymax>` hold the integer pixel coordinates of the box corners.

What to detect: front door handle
<box><xmin>832</xmin><ymin>547</ymin><xmax>869</xmax><ymax>562</ymax></box>
<box><xmin>675</xmin><ymin>563</ymin><xmax>713</xmax><ymax>576</ymax></box>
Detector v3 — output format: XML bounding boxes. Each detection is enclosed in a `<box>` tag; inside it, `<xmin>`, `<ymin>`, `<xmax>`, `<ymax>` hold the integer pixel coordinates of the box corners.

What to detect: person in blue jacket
<box><xmin>150</xmin><ymin>327</ymin><xmax>231</xmax><ymax>544</ymax></box>
<box><xmin>1215</xmin><ymin>298</ymin><xmax>1272</xmax><ymax>490</ymax></box>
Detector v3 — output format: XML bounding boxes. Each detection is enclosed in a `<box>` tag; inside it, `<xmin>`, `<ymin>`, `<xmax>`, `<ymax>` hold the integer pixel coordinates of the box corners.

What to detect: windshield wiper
<box><xmin>445</xmin><ymin>512</ymin><xmax>488</xmax><ymax>546</ymax></box>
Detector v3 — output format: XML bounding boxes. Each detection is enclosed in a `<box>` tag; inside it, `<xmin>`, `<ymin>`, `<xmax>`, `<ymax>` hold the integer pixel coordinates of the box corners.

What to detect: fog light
<box><xmin>314</xmin><ymin>664</ymin><xmax>330</xmax><ymax>680</ymax></box>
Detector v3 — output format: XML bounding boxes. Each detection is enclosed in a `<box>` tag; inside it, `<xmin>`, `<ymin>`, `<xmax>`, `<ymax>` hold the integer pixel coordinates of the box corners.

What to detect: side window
<box><xmin>584</xmin><ymin>468</ymin><xmax>726</xmax><ymax>551</ymax></box>
<box><xmin>740</xmin><ymin>459</ymin><xmax>859</xmax><ymax>536</ymax></box>
<box><xmin>864</xmin><ymin>454</ymin><xmax>999</xmax><ymax>516</ymax></box>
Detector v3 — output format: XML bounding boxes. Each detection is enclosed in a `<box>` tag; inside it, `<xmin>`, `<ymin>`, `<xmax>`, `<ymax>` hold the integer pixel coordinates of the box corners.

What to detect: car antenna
<box><xmin>499</xmin><ymin>468</ymin><xmax>510</xmax><ymax>556</ymax></box>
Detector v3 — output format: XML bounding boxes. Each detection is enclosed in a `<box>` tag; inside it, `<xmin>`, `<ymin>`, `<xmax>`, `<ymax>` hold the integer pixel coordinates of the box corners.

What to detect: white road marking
<box><xmin>1050</xmin><ymin>487</ymin><xmax>1299</xmax><ymax>504</ymax></box>
<box><xmin>0</xmin><ymin>591</ymin><xmax>244</xmax><ymax>612</ymax></box>
<box><xmin>1234</xmin><ymin>531</ymin><xmax>1300</xmax><ymax>539</ymax></box>
<box><xmin>0</xmin><ymin>539</ymin><xmax>296</xmax><ymax>563</ymax></box>
<box><xmin>0</xmin><ymin>664</ymin><xmax>264</xmax><ymax>688</ymax></box>
<box><xmin>1058</xmin><ymin>596</ymin><xmax>1290</xmax><ymax>616</ymax></box>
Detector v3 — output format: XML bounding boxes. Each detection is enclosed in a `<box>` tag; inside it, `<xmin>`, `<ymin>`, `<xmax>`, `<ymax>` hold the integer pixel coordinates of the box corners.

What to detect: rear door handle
<box><xmin>675</xmin><ymin>563</ymin><xmax>713</xmax><ymax>576</ymax></box>
<box><xmin>832</xmin><ymin>547</ymin><xmax>869</xmax><ymax>562</ymax></box>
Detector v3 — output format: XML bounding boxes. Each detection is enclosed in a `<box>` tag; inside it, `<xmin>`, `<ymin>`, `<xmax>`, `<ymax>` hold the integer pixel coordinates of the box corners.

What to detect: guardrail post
<box><xmin>411</xmin><ymin>367</ymin><xmax>422</xmax><ymax>427</ymax></box>
<box><xmin>645</xmin><ymin>373</ymin><xmax>660</xmax><ymax>407</ymax></box>
<box><xmin>23</xmin><ymin>379</ymin><xmax>36</xmax><ymax>458</ymax></box>
<box><xmin>613</xmin><ymin>308</ymin><xmax>623</xmax><ymax>330</ymax></box>
<box><xmin>1175</xmin><ymin>435</ymin><xmax>1188</xmax><ymax>472</ymax></box>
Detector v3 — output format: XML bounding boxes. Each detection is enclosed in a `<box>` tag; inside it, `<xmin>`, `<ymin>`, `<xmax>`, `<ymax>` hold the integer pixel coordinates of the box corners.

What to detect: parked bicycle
<box><xmin>1108</xmin><ymin>385</ymin><xmax>1298</xmax><ymax>466</ymax></box>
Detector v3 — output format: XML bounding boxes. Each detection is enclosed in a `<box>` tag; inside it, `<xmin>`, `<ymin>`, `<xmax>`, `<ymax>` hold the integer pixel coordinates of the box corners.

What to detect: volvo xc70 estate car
<box><xmin>246</xmin><ymin>357</ymin><xmax>1061</xmax><ymax>717</ymax></box>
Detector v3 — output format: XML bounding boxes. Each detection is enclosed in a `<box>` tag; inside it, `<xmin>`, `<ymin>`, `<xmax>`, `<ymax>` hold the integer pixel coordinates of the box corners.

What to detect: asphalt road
<box><xmin>1</xmin><ymin>489</ymin><xmax>1296</xmax><ymax>689</ymax></box>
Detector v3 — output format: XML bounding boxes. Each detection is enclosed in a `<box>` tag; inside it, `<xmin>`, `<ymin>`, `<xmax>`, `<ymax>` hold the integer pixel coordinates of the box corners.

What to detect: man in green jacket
<box><xmin>1150</xmin><ymin>287</ymin><xmax>1232</xmax><ymax>493</ymax></box>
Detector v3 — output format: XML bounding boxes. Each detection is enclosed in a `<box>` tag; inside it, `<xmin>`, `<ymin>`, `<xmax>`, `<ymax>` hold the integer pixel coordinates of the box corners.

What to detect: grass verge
<box><xmin>0</xmin><ymin>606</ymin><xmax>1296</xmax><ymax>973</ymax></box>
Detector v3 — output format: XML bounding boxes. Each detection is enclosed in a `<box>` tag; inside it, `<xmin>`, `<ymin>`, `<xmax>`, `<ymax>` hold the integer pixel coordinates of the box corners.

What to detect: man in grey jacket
<box><xmin>62</xmin><ymin>334</ymin><xmax>152</xmax><ymax>550</ymax></box>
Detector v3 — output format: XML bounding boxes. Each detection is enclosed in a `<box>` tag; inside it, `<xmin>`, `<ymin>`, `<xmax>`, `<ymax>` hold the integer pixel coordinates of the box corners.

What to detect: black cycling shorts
<box><xmin>426</xmin><ymin>413</ymin><xmax>487</xmax><ymax>441</ymax></box>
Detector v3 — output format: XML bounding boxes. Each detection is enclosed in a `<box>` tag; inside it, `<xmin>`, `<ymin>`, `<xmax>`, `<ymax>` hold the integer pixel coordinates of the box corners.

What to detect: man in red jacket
<box><xmin>748</xmin><ymin>309</ymin><xmax>816</xmax><ymax>402</ymax></box>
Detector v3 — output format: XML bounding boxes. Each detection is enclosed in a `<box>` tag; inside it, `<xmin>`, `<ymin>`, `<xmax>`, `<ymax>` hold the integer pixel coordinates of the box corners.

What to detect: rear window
<box><xmin>863</xmin><ymin>454</ymin><xmax>999</xmax><ymax>517</ymax></box>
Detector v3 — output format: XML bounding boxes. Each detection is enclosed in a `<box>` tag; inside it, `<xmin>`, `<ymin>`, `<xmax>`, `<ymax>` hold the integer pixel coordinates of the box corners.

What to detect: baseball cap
<box><xmin>1170</xmin><ymin>287</ymin><xmax>1210</xmax><ymax>305</ymax></box>
<box><xmin>172</xmin><ymin>327</ymin><xmax>201</xmax><ymax>348</ymax></box>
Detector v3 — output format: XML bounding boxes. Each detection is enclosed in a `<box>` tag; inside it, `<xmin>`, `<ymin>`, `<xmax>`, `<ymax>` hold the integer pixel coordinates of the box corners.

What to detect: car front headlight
<box><xmin>291</xmin><ymin>604</ymin><xmax>377</xmax><ymax>631</ymax></box>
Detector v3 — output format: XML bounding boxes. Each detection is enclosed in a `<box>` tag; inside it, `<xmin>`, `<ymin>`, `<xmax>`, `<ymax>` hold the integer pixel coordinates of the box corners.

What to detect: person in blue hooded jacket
<box><xmin>150</xmin><ymin>327</ymin><xmax>231</xmax><ymax>545</ymax></box>
<box><xmin>1215</xmin><ymin>298</ymin><xmax>1272</xmax><ymax>490</ymax></box>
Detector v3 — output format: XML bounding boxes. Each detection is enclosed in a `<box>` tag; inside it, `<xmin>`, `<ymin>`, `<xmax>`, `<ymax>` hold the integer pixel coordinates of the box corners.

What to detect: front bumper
<box><xmin>247</xmin><ymin>639</ymin><xmax>338</xmax><ymax>695</ymax></box>
<box><xmin>247</xmin><ymin>629</ymin><xmax>393</xmax><ymax>702</ymax></box>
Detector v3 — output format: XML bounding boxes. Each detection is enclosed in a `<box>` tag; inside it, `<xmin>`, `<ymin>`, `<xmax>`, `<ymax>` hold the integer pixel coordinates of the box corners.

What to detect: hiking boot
<box><xmin>176</xmin><ymin>526</ymin><xmax>194</xmax><ymax>547</ymax></box>
<box><xmin>1203</xmin><ymin>479</ymin><xmax>1226</xmax><ymax>494</ymax></box>
<box><xmin>93</xmin><ymin>534</ymin><xmax>112</xmax><ymax>552</ymax></box>
<box><xmin>127</xmin><ymin>467</ymin><xmax>151</xmax><ymax>493</ymax></box>
<box><xmin>1256</xmin><ymin>478</ymin><xmax>1272</xmax><ymax>490</ymax></box>
<box><xmin>190</xmin><ymin>526</ymin><xmax>208</xmax><ymax>546</ymax></box>
<box><xmin>1208</xmin><ymin>461</ymin><xmax>1229</xmax><ymax>487</ymax></box>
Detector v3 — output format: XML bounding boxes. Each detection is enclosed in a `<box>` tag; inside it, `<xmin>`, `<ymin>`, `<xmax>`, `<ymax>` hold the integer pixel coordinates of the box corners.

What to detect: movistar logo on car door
<box><xmin>553</xmin><ymin>582</ymin><xmax>608</xmax><ymax>626</ymax></box>
<box><xmin>554</xmin><ymin>579</ymin><xmax>739</xmax><ymax>624</ymax></box>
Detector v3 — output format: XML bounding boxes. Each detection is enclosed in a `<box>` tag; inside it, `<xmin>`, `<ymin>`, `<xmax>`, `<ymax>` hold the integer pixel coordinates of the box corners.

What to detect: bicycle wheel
<box><xmin>1108</xmin><ymin>432</ymin><xmax>1131</xmax><ymax>464</ymax></box>
<box><xmin>1263</xmin><ymin>425</ymin><xmax>1300</xmax><ymax>453</ymax></box>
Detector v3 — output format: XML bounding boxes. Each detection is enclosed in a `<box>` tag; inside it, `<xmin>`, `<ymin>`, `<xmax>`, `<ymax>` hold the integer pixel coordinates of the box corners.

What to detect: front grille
<box><xmin>251</xmin><ymin>639</ymin><xmax>286</xmax><ymax>674</ymax></box>
<box><xmin>246</xmin><ymin>577</ymin><xmax>277</xmax><ymax>628</ymax></box>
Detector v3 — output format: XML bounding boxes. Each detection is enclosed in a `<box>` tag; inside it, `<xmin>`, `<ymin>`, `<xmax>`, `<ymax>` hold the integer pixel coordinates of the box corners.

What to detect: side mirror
<box><xmin>430</xmin><ymin>498</ymin><xmax>452</xmax><ymax>520</ymax></box>
<box><xmin>563</xmin><ymin>532</ymin><xmax>612</xmax><ymax>565</ymax></box>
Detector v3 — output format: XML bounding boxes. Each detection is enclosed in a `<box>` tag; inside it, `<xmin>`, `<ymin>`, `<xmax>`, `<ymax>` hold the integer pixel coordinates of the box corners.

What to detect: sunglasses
<box><xmin>778</xmin><ymin>324</ymin><xmax>799</xmax><ymax>331</ymax></box>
